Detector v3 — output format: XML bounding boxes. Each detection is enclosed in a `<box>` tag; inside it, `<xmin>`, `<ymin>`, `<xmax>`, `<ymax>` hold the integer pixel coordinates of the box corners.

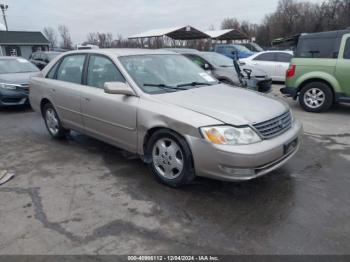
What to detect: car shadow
<box><xmin>58</xmin><ymin>131</ymin><xmax>297</xmax><ymax>231</ymax></box>
<box><xmin>0</xmin><ymin>105</ymin><xmax>32</xmax><ymax>114</ymax></box>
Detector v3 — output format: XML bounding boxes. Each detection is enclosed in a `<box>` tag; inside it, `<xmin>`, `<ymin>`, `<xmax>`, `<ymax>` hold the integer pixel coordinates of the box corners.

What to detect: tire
<box><xmin>146</xmin><ymin>129</ymin><xmax>195</xmax><ymax>188</ymax></box>
<box><xmin>43</xmin><ymin>103</ymin><xmax>69</xmax><ymax>139</ymax></box>
<box><xmin>299</xmin><ymin>82</ymin><xmax>333</xmax><ymax>113</ymax></box>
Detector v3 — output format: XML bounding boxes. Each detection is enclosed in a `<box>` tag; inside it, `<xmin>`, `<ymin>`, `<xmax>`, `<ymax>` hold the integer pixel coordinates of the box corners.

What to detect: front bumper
<box><xmin>0</xmin><ymin>89</ymin><xmax>29</xmax><ymax>107</ymax></box>
<box><xmin>187</xmin><ymin>120</ymin><xmax>302</xmax><ymax>182</ymax></box>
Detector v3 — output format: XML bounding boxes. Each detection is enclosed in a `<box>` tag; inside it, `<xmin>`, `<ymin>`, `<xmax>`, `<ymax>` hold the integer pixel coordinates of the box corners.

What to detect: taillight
<box><xmin>286</xmin><ymin>64</ymin><xmax>296</xmax><ymax>78</ymax></box>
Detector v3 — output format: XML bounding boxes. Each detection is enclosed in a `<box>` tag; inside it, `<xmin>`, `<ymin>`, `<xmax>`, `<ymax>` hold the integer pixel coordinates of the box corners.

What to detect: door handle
<box><xmin>51</xmin><ymin>88</ymin><xmax>56</xmax><ymax>92</ymax></box>
<box><xmin>83</xmin><ymin>97</ymin><xmax>90</xmax><ymax>102</ymax></box>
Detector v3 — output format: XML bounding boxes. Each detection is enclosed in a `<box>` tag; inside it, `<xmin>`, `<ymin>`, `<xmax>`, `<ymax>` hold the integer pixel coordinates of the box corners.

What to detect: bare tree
<box><xmin>58</xmin><ymin>25</ymin><xmax>73</xmax><ymax>50</ymax></box>
<box><xmin>85</xmin><ymin>32</ymin><xmax>114</xmax><ymax>48</ymax></box>
<box><xmin>221</xmin><ymin>18</ymin><xmax>240</xmax><ymax>29</ymax></box>
<box><xmin>43</xmin><ymin>27</ymin><xmax>57</xmax><ymax>49</ymax></box>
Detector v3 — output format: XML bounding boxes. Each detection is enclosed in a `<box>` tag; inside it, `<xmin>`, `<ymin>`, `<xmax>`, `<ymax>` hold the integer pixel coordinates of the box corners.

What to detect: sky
<box><xmin>3</xmin><ymin>0</ymin><xmax>325</xmax><ymax>44</ymax></box>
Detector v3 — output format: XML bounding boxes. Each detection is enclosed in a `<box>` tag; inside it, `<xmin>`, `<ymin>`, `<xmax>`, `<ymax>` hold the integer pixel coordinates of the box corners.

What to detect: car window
<box><xmin>185</xmin><ymin>54</ymin><xmax>207</xmax><ymax>68</ymax></box>
<box><xmin>295</xmin><ymin>37</ymin><xmax>337</xmax><ymax>58</ymax></box>
<box><xmin>275</xmin><ymin>52</ymin><xmax>293</xmax><ymax>63</ymax></box>
<box><xmin>56</xmin><ymin>55</ymin><xmax>86</xmax><ymax>84</ymax></box>
<box><xmin>87</xmin><ymin>55</ymin><xmax>125</xmax><ymax>88</ymax></box>
<box><xmin>253</xmin><ymin>53</ymin><xmax>275</xmax><ymax>61</ymax></box>
<box><xmin>343</xmin><ymin>38</ymin><xmax>350</xmax><ymax>59</ymax></box>
<box><xmin>46</xmin><ymin>62</ymin><xmax>60</xmax><ymax>79</ymax></box>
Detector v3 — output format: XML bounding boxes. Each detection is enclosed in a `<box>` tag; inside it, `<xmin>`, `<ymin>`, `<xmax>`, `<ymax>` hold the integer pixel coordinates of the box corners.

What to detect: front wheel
<box><xmin>299</xmin><ymin>82</ymin><xmax>333</xmax><ymax>112</ymax></box>
<box><xmin>43</xmin><ymin>103</ymin><xmax>69</xmax><ymax>139</ymax></box>
<box><xmin>146</xmin><ymin>129</ymin><xmax>195</xmax><ymax>187</ymax></box>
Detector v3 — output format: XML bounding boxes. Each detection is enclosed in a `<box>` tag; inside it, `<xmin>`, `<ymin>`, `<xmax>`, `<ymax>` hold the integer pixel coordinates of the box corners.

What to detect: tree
<box><xmin>58</xmin><ymin>25</ymin><xmax>73</xmax><ymax>50</ymax></box>
<box><xmin>43</xmin><ymin>27</ymin><xmax>57</xmax><ymax>49</ymax></box>
<box><xmin>221</xmin><ymin>18</ymin><xmax>240</xmax><ymax>29</ymax></box>
<box><xmin>85</xmin><ymin>32</ymin><xmax>114</xmax><ymax>48</ymax></box>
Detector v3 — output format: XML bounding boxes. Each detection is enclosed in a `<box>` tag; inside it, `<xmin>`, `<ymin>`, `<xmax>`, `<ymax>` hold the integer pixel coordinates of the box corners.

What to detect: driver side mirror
<box><xmin>203</xmin><ymin>63</ymin><xmax>211</xmax><ymax>70</ymax></box>
<box><xmin>104</xmin><ymin>82</ymin><xmax>136</xmax><ymax>96</ymax></box>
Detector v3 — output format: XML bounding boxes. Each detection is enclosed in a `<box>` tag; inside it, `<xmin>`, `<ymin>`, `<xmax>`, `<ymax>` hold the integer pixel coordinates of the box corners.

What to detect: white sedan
<box><xmin>239</xmin><ymin>51</ymin><xmax>293</xmax><ymax>82</ymax></box>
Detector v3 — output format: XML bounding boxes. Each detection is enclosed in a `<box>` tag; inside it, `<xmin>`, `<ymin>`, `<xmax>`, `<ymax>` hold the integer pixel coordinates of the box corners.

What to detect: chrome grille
<box><xmin>253</xmin><ymin>111</ymin><xmax>292</xmax><ymax>139</ymax></box>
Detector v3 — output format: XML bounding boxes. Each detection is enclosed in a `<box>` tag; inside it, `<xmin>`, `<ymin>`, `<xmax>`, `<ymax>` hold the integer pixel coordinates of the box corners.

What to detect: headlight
<box><xmin>200</xmin><ymin>126</ymin><xmax>261</xmax><ymax>145</ymax></box>
<box><xmin>0</xmin><ymin>83</ymin><xmax>17</xmax><ymax>90</ymax></box>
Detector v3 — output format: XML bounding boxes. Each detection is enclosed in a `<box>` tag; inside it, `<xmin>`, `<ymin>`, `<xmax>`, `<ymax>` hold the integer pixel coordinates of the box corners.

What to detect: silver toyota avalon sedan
<box><xmin>29</xmin><ymin>49</ymin><xmax>302</xmax><ymax>187</ymax></box>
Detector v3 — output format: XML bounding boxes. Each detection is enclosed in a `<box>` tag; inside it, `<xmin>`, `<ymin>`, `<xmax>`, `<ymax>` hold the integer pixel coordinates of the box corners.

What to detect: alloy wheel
<box><xmin>45</xmin><ymin>108</ymin><xmax>59</xmax><ymax>136</ymax></box>
<box><xmin>303</xmin><ymin>88</ymin><xmax>325</xmax><ymax>109</ymax></box>
<box><xmin>152</xmin><ymin>138</ymin><xmax>184</xmax><ymax>179</ymax></box>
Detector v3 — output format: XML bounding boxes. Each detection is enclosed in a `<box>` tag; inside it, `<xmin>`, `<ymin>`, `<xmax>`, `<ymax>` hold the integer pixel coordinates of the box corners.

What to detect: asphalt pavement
<box><xmin>0</xmin><ymin>85</ymin><xmax>349</xmax><ymax>255</ymax></box>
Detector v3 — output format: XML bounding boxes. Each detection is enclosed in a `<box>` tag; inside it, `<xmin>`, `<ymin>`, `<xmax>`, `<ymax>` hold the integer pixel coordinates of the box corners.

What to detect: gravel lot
<box><xmin>0</xmin><ymin>85</ymin><xmax>350</xmax><ymax>255</ymax></box>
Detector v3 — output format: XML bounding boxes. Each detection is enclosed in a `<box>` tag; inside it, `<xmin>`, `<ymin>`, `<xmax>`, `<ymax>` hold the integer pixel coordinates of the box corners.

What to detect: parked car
<box><xmin>281</xmin><ymin>29</ymin><xmax>350</xmax><ymax>112</ymax></box>
<box><xmin>239</xmin><ymin>51</ymin><xmax>293</xmax><ymax>82</ymax></box>
<box><xmin>29</xmin><ymin>51</ymin><xmax>62</xmax><ymax>70</ymax></box>
<box><xmin>0</xmin><ymin>56</ymin><xmax>40</xmax><ymax>107</ymax></box>
<box><xmin>241</xmin><ymin>42</ymin><xmax>264</xmax><ymax>52</ymax></box>
<box><xmin>29</xmin><ymin>49</ymin><xmax>302</xmax><ymax>187</ymax></box>
<box><xmin>76</xmin><ymin>44</ymin><xmax>99</xmax><ymax>50</ymax></box>
<box><xmin>214</xmin><ymin>44</ymin><xmax>255</xmax><ymax>59</ymax></box>
<box><xmin>168</xmin><ymin>49</ymin><xmax>271</xmax><ymax>92</ymax></box>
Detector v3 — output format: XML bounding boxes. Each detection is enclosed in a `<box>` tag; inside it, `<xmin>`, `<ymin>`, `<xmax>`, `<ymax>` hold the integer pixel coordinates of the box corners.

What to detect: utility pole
<box><xmin>0</xmin><ymin>3</ymin><xmax>8</xmax><ymax>31</ymax></box>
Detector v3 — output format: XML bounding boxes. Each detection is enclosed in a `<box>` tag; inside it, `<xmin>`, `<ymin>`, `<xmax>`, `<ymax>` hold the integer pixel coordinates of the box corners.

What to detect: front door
<box><xmin>80</xmin><ymin>54</ymin><xmax>138</xmax><ymax>152</ymax></box>
<box><xmin>335</xmin><ymin>34</ymin><xmax>350</xmax><ymax>96</ymax></box>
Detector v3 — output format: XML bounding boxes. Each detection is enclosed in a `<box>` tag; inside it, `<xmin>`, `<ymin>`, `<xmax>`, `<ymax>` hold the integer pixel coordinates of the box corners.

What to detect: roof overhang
<box><xmin>129</xmin><ymin>26</ymin><xmax>210</xmax><ymax>40</ymax></box>
<box><xmin>205</xmin><ymin>29</ymin><xmax>248</xmax><ymax>40</ymax></box>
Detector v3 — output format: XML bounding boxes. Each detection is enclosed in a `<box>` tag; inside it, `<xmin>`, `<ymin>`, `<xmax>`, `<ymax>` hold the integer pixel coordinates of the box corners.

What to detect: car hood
<box><xmin>0</xmin><ymin>72</ymin><xmax>41</xmax><ymax>85</ymax></box>
<box><xmin>154</xmin><ymin>84</ymin><xmax>288</xmax><ymax>126</ymax></box>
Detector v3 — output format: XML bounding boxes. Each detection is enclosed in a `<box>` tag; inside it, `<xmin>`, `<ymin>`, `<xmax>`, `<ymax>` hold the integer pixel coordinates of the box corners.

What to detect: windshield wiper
<box><xmin>176</xmin><ymin>82</ymin><xmax>213</xmax><ymax>88</ymax></box>
<box><xmin>143</xmin><ymin>83</ymin><xmax>187</xmax><ymax>92</ymax></box>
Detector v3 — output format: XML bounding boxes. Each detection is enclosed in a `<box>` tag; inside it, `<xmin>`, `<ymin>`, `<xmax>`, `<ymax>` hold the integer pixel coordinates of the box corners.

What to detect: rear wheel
<box><xmin>299</xmin><ymin>82</ymin><xmax>333</xmax><ymax>112</ymax></box>
<box><xmin>146</xmin><ymin>129</ymin><xmax>195</xmax><ymax>187</ymax></box>
<box><xmin>43</xmin><ymin>103</ymin><xmax>69</xmax><ymax>139</ymax></box>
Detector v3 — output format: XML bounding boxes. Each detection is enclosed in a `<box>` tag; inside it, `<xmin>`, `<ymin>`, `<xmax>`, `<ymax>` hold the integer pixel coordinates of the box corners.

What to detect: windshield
<box><xmin>119</xmin><ymin>54</ymin><xmax>218</xmax><ymax>94</ymax></box>
<box><xmin>200</xmin><ymin>52</ymin><xmax>234</xmax><ymax>67</ymax></box>
<box><xmin>0</xmin><ymin>58</ymin><xmax>39</xmax><ymax>74</ymax></box>
<box><xmin>233</xmin><ymin>45</ymin><xmax>252</xmax><ymax>52</ymax></box>
<box><xmin>249</xmin><ymin>43</ymin><xmax>264</xmax><ymax>52</ymax></box>
<box><xmin>47</xmin><ymin>52</ymin><xmax>60</xmax><ymax>60</ymax></box>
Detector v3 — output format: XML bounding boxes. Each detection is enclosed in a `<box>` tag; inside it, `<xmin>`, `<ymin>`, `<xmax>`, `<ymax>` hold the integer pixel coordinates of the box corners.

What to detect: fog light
<box><xmin>219</xmin><ymin>165</ymin><xmax>255</xmax><ymax>177</ymax></box>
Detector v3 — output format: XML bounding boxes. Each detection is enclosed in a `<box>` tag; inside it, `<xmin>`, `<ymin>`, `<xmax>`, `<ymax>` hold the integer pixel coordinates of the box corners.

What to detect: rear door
<box><xmin>251</xmin><ymin>52</ymin><xmax>277</xmax><ymax>79</ymax></box>
<box><xmin>274</xmin><ymin>52</ymin><xmax>293</xmax><ymax>81</ymax></box>
<box><xmin>80</xmin><ymin>54</ymin><xmax>138</xmax><ymax>152</ymax></box>
<box><xmin>47</xmin><ymin>54</ymin><xmax>86</xmax><ymax>130</ymax></box>
<box><xmin>335</xmin><ymin>34</ymin><xmax>350</xmax><ymax>96</ymax></box>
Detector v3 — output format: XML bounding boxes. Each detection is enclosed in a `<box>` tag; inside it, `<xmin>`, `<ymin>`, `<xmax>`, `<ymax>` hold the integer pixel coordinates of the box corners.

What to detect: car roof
<box><xmin>62</xmin><ymin>48</ymin><xmax>179</xmax><ymax>57</ymax></box>
<box><xmin>215</xmin><ymin>44</ymin><xmax>243</xmax><ymax>47</ymax></box>
<box><xmin>257</xmin><ymin>50</ymin><xmax>293</xmax><ymax>54</ymax></box>
<box><xmin>161</xmin><ymin>48</ymin><xmax>200</xmax><ymax>54</ymax></box>
<box><xmin>0</xmin><ymin>56</ymin><xmax>28</xmax><ymax>60</ymax></box>
<box><xmin>300</xmin><ymin>29</ymin><xmax>350</xmax><ymax>39</ymax></box>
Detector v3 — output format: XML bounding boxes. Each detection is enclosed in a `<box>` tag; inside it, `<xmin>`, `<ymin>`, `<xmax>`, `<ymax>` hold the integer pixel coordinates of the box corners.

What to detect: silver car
<box><xmin>29</xmin><ymin>49</ymin><xmax>302</xmax><ymax>187</ymax></box>
<box><xmin>0</xmin><ymin>57</ymin><xmax>40</xmax><ymax>107</ymax></box>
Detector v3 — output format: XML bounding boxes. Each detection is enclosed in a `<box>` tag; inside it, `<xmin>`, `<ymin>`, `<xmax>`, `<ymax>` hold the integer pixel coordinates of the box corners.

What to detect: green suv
<box><xmin>281</xmin><ymin>29</ymin><xmax>350</xmax><ymax>112</ymax></box>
